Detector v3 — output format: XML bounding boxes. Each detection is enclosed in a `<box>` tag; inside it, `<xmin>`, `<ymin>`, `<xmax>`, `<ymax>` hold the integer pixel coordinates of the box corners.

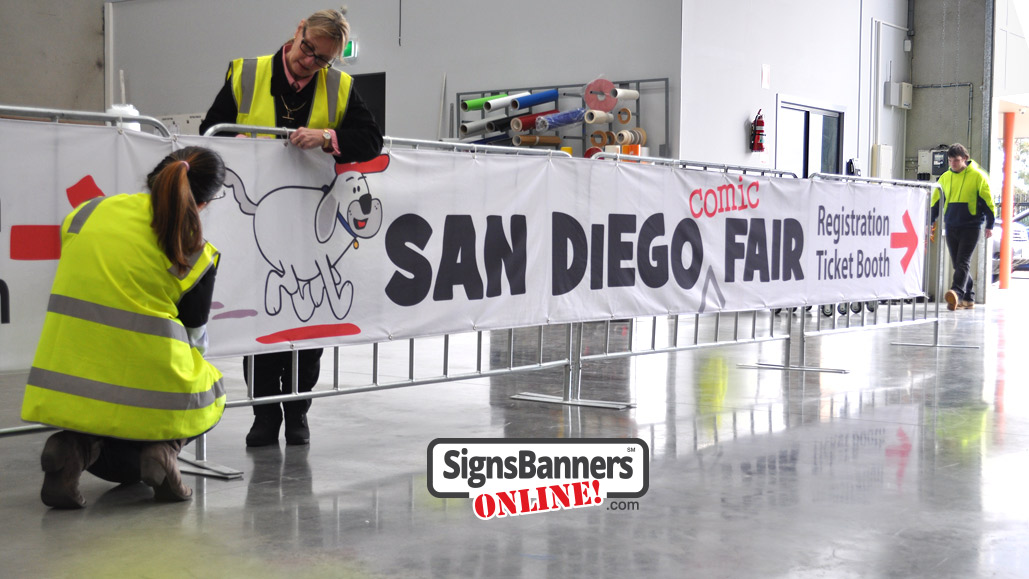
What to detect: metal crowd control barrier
<box><xmin>0</xmin><ymin>106</ymin><xmax>174</xmax><ymax>443</ymax></box>
<box><xmin>746</xmin><ymin>172</ymin><xmax>969</xmax><ymax>376</ymax></box>
<box><xmin>592</xmin><ymin>151</ymin><xmax>800</xmax><ymax>178</ymax></box>
<box><xmin>0</xmin><ymin>109</ymin><xmax>956</xmax><ymax>483</ymax></box>
<box><xmin>0</xmin><ymin>104</ymin><xmax>172</xmax><ymax>136</ymax></box>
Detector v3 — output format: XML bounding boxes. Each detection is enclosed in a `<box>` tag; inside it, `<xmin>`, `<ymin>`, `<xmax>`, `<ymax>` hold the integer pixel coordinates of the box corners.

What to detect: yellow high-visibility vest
<box><xmin>230</xmin><ymin>54</ymin><xmax>353</xmax><ymax>136</ymax></box>
<box><xmin>22</xmin><ymin>193</ymin><xmax>225</xmax><ymax>441</ymax></box>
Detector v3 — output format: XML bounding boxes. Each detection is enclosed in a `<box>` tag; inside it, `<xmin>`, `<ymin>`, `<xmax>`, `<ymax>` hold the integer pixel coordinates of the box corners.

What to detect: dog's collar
<box><xmin>336</xmin><ymin>212</ymin><xmax>357</xmax><ymax>238</ymax></box>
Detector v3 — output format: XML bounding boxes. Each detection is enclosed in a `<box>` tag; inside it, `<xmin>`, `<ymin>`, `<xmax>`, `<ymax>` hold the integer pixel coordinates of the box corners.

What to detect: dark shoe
<box><xmin>246</xmin><ymin>412</ymin><xmax>282</xmax><ymax>447</ymax></box>
<box><xmin>944</xmin><ymin>290</ymin><xmax>959</xmax><ymax>311</ymax></box>
<box><xmin>959</xmin><ymin>300</ymin><xmax>975</xmax><ymax>310</ymax></box>
<box><xmin>140</xmin><ymin>439</ymin><xmax>192</xmax><ymax>502</ymax></box>
<box><xmin>40</xmin><ymin>431</ymin><xmax>101</xmax><ymax>509</ymax></box>
<box><xmin>284</xmin><ymin>413</ymin><xmax>310</xmax><ymax>446</ymax></box>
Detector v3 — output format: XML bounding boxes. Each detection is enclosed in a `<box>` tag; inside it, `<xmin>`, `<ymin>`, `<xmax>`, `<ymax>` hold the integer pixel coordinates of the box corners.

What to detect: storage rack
<box><xmin>455</xmin><ymin>77</ymin><xmax>669</xmax><ymax>157</ymax></box>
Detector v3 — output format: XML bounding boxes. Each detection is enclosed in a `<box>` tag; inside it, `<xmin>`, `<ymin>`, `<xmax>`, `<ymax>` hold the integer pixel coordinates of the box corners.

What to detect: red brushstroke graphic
<box><xmin>256</xmin><ymin>323</ymin><xmax>361</xmax><ymax>344</ymax></box>
<box><xmin>66</xmin><ymin>175</ymin><xmax>105</xmax><ymax>208</ymax></box>
<box><xmin>10</xmin><ymin>225</ymin><xmax>61</xmax><ymax>260</ymax></box>
<box><xmin>10</xmin><ymin>174</ymin><xmax>106</xmax><ymax>261</ymax></box>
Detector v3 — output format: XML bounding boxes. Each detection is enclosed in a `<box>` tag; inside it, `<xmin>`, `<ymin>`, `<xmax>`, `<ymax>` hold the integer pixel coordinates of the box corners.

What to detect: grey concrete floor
<box><xmin>2</xmin><ymin>275</ymin><xmax>1029</xmax><ymax>578</ymax></box>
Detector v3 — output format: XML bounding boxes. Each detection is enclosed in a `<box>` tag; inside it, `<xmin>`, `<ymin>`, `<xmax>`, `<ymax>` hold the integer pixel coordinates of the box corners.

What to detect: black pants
<box><xmin>945</xmin><ymin>226</ymin><xmax>981</xmax><ymax>302</ymax></box>
<box><xmin>86</xmin><ymin>436</ymin><xmax>195</xmax><ymax>484</ymax></box>
<box><xmin>243</xmin><ymin>349</ymin><xmax>323</xmax><ymax>417</ymax></box>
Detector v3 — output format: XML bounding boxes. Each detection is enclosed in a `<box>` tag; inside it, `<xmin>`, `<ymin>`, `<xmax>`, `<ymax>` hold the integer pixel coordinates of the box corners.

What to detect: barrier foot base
<box><xmin>892</xmin><ymin>342</ymin><xmax>979</xmax><ymax>349</ymax></box>
<box><xmin>177</xmin><ymin>451</ymin><xmax>244</xmax><ymax>480</ymax></box>
<box><xmin>510</xmin><ymin>392</ymin><xmax>634</xmax><ymax>410</ymax></box>
<box><xmin>737</xmin><ymin>363</ymin><xmax>849</xmax><ymax>374</ymax></box>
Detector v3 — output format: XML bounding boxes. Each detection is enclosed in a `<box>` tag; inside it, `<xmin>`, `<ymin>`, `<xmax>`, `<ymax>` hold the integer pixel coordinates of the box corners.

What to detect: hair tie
<box><xmin>180</xmin><ymin>160</ymin><xmax>190</xmax><ymax>172</ymax></box>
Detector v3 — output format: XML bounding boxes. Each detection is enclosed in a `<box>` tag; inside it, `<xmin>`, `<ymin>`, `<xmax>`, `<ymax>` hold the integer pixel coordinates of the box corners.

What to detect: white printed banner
<box><xmin>0</xmin><ymin>119</ymin><xmax>928</xmax><ymax>371</ymax></box>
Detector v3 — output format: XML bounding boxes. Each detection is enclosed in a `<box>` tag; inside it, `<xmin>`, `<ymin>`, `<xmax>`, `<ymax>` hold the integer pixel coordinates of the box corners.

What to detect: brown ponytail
<box><xmin>147</xmin><ymin>146</ymin><xmax>226</xmax><ymax>274</ymax></box>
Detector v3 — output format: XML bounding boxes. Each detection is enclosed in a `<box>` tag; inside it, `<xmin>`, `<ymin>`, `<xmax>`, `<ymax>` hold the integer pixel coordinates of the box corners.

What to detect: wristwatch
<box><xmin>322</xmin><ymin>130</ymin><xmax>333</xmax><ymax>152</ymax></box>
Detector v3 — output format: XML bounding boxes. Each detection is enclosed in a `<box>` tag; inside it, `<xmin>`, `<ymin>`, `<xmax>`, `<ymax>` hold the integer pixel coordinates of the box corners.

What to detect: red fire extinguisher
<box><xmin>750</xmin><ymin>109</ymin><xmax>765</xmax><ymax>152</ymax></box>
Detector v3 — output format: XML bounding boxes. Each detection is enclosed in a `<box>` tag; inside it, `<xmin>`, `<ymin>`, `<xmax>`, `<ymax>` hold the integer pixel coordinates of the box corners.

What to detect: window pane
<box><xmin>778</xmin><ymin>108</ymin><xmax>807</xmax><ymax>177</ymax></box>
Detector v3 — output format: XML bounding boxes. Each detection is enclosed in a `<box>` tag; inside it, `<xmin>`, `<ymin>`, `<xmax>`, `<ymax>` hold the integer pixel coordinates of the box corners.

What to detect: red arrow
<box><xmin>890</xmin><ymin>211</ymin><xmax>918</xmax><ymax>273</ymax></box>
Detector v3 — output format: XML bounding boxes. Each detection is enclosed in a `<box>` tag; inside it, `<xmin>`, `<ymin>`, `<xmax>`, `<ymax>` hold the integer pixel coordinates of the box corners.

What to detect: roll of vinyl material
<box><xmin>536</xmin><ymin>108</ymin><xmax>586</xmax><ymax>131</ymax></box>
<box><xmin>605</xmin><ymin>131</ymin><xmax>617</xmax><ymax>146</ymax></box>
<box><xmin>471</xmin><ymin>134</ymin><xmax>514</xmax><ymax>145</ymax></box>
<box><xmin>510</xmin><ymin>108</ymin><xmax>559</xmax><ymax>132</ymax></box>
<box><xmin>482</xmin><ymin>91</ymin><xmax>531</xmax><ymax>112</ymax></box>
<box><xmin>610</xmin><ymin>88</ymin><xmax>640</xmax><ymax>100</ymax></box>
<box><xmin>584</xmin><ymin>146</ymin><xmax>603</xmax><ymax>158</ymax></box>
<box><xmin>584</xmin><ymin>110</ymin><xmax>615</xmax><ymax>124</ymax></box>
<box><xmin>461</xmin><ymin>116</ymin><xmax>504</xmax><ymax>136</ymax></box>
<box><xmin>485</xmin><ymin>115</ymin><xmax>518</xmax><ymax>133</ymax></box>
<box><xmin>590</xmin><ymin>130</ymin><xmax>608</xmax><ymax>147</ymax></box>
<box><xmin>514</xmin><ymin>135</ymin><xmax>562</xmax><ymax>146</ymax></box>
<box><xmin>461</xmin><ymin>93</ymin><xmax>508</xmax><ymax>112</ymax></box>
<box><xmin>510</xmin><ymin>89</ymin><xmax>560</xmax><ymax>111</ymax></box>
<box><xmin>616</xmin><ymin>130</ymin><xmax>632</xmax><ymax>145</ymax></box>
<box><xmin>617</xmin><ymin>107</ymin><xmax>632</xmax><ymax>124</ymax></box>
<box><xmin>584</xmin><ymin>78</ymin><xmax>617</xmax><ymax>112</ymax></box>
<box><xmin>633</xmin><ymin>127</ymin><xmax>648</xmax><ymax>146</ymax></box>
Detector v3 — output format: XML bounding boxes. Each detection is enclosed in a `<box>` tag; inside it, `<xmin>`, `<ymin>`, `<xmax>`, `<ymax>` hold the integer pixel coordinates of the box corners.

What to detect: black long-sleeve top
<box><xmin>198</xmin><ymin>45</ymin><xmax>383</xmax><ymax>164</ymax></box>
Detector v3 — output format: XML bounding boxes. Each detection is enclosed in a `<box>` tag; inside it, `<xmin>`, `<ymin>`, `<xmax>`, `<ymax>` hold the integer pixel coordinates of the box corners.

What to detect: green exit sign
<box><xmin>342</xmin><ymin>39</ymin><xmax>358</xmax><ymax>60</ymax></box>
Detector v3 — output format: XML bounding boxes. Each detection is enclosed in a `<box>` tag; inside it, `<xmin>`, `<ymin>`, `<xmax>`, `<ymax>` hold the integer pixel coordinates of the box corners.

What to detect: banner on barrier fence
<box><xmin>0</xmin><ymin>119</ymin><xmax>927</xmax><ymax>370</ymax></box>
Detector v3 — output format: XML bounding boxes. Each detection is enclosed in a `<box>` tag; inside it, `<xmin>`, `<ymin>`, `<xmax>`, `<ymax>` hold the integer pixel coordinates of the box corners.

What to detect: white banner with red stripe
<box><xmin>0</xmin><ymin>119</ymin><xmax>928</xmax><ymax>371</ymax></box>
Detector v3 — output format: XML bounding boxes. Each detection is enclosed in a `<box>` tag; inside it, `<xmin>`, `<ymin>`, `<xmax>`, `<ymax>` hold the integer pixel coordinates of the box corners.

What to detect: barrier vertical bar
<box><xmin>333</xmin><ymin>347</ymin><xmax>341</xmax><ymax>390</ymax></box>
<box><xmin>291</xmin><ymin>349</ymin><xmax>299</xmax><ymax>395</ymax></box>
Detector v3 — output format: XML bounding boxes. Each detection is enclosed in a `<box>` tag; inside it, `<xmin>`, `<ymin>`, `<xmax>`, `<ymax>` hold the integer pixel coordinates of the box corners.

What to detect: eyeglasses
<box><xmin>299</xmin><ymin>25</ymin><xmax>336</xmax><ymax>68</ymax></box>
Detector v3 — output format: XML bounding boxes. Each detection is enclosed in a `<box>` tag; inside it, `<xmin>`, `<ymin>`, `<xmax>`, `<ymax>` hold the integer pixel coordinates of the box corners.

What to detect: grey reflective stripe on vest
<box><xmin>325</xmin><ymin>67</ymin><xmax>341</xmax><ymax>122</ymax></box>
<box><xmin>48</xmin><ymin>294</ymin><xmax>189</xmax><ymax>344</ymax></box>
<box><xmin>28</xmin><ymin>367</ymin><xmax>225</xmax><ymax>411</ymax></box>
<box><xmin>238</xmin><ymin>58</ymin><xmax>258</xmax><ymax>115</ymax></box>
<box><xmin>67</xmin><ymin>197</ymin><xmax>106</xmax><ymax>234</ymax></box>
<box><xmin>169</xmin><ymin>246</ymin><xmax>210</xmax><ymax>281</ymax></box>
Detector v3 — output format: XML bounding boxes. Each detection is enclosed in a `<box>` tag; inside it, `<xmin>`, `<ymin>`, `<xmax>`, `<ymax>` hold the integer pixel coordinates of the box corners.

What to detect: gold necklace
<box><xmin>280</xmin><ymin>95</ymin><xmax>308</xmax><ymax>122</ymax></box>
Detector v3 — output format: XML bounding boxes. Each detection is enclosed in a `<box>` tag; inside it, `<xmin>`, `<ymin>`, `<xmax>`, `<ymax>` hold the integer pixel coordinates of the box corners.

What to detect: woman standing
<box><xmin>22</xmin><ymin>146</ymin><xmax>227</xmax><ymax>508</ymax></box>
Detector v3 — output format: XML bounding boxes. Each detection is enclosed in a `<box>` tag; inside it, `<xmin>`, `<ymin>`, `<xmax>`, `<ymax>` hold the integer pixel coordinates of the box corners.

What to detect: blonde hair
<box><xmin>305</xmin><ymin>8</ymin><xmax>350</xmax><ymax>57</ymax></box>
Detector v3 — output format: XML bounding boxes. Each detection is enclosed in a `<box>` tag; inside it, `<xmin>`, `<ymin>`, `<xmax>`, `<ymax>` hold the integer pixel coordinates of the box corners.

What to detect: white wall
<box><xmin>907</xmin><ymin>0</ymin><xmax>990</xmax><ymax>174</ymax></box>
<box><xmin>679</xmin><ymin>0</ymin><xmax>910</xmax><ymax>175</ymax></box>
<box><xmin>108</xmin><ymin>0</ymin><xmax>681</xmax><ymax>152</ymax></box>
<box><xmin>0</xmin><ymin>0</ymin><xmax>106</xmax><ymax>110</ymax></box>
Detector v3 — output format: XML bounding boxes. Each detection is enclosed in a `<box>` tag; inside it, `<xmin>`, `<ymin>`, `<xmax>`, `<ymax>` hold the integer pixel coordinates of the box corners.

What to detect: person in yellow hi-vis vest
<box><xmin>21</xmin><ymin>146</ymin><xmax>227</xmax><ymax>509</ymax></box>
<box><xmin>930</xmin><ymin>143</ymin><xmax>996</xmax><ymax>311</ymax></box>
<box><xmin>199</xmin><ymin>8</ymin><xmax>382</xmax><ymax>448</ymax></box>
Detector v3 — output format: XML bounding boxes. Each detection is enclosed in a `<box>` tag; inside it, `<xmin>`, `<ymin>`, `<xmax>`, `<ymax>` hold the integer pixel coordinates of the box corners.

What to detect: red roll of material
<box><xmin>584</xmin><ymin>78</ymin><xmax>617</xmax><ymax>112</ymax></box>
<box><xmin>584</xmin><ymin>147</ymin><xmax>603</xmax><ymax>158</ymax></box>
<box><xmin>510</xmin><ymin>109</ymin><xmax>559</xmax><ymax>132</ymax></box>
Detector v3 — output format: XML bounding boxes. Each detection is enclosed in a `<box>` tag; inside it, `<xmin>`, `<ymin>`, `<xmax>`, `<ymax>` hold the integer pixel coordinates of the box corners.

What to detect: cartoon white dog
<box><xmin>224</xmin><ymin>155</ymin><xmax>389</xmax><ymax>322</ymax></box>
